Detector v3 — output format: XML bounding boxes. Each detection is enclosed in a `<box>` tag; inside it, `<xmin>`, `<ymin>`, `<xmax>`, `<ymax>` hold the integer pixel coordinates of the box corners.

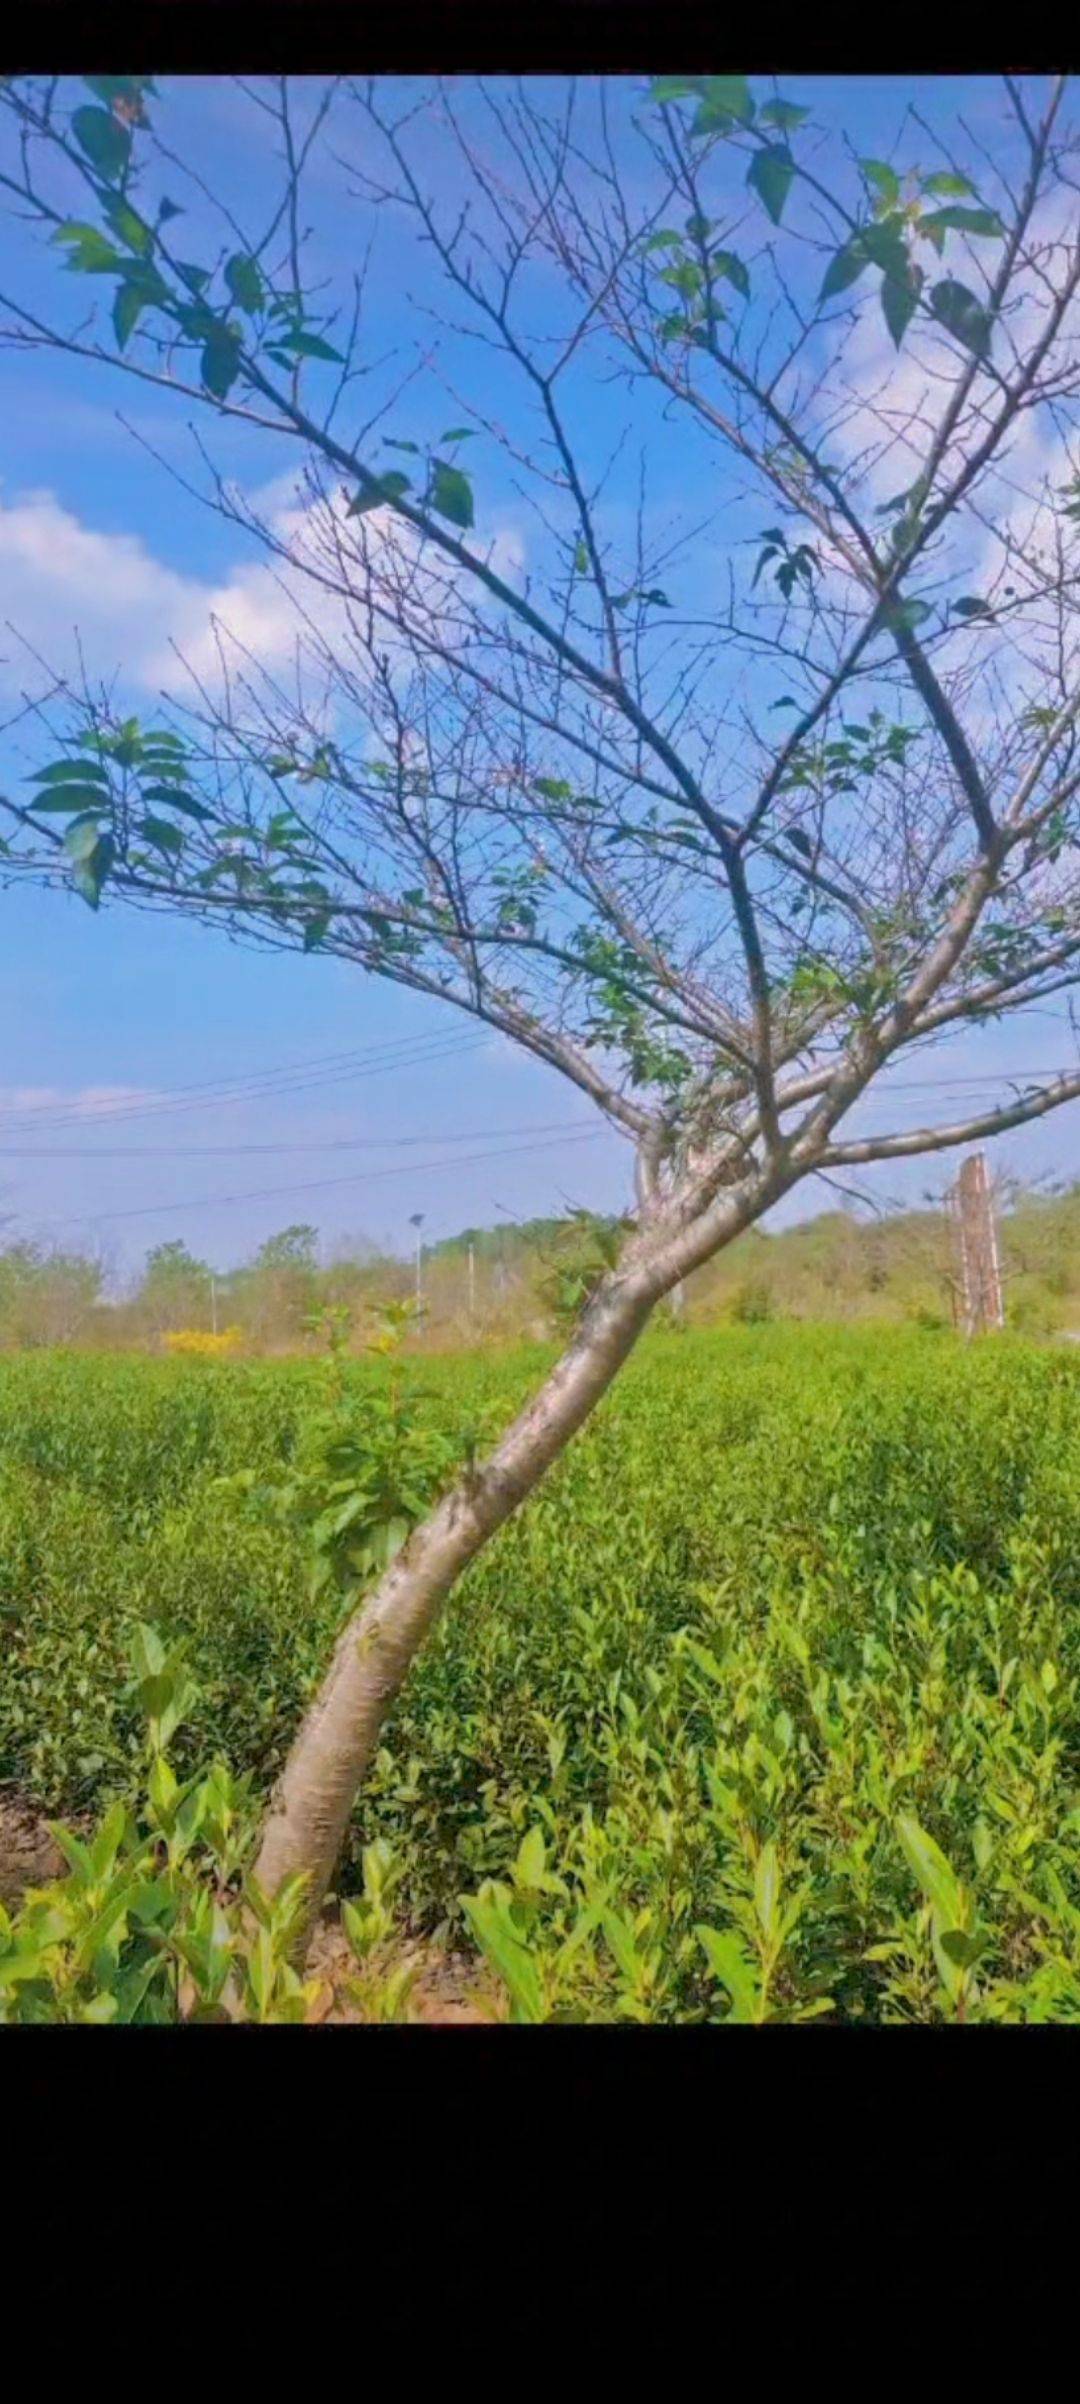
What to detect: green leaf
<box><xmin>711</xmin><ymin>247</ymin><xmax>750</xmax><ymax>298</ymax></box>
<box><xmin>860</xmin><ymin>220</ymin><xmax>908</xmax><ymax>273</ymax></box>
<box><xmin>46</xmin><ymin>1821</ymin><xmax>96</xmax><ymax>1883</ymax></box>
<box><xmin>921</xmin><ymin>169</ymin><xmax>978</xmax><ymax>199</ymax></box>
<box><xmin>82</xmin><ymin>75</ymin><xmax>154</xmax><ymax>110</ymax></box>
<box><xmin>938</xmin><ymin>1928</ymin><xmax>989</xmax><ymax>1971</ymax></box>
<box><xmin>102</xmin><ymin>197</ymin><xmax>153</xmax><ymax>257</ymax></box>
<box><xmin>883</xmin><ymin>596</ymin><xmax>933</xmax><ymax>633</ymax></box>
<box><xmin>113</xmin><ymin>280</ymin><xmax>148</xmax><ymax>350</ymax></box>
<box><xmin>860</xmin><ymin>159</ymin><xmax>901</xmax><ymax>209</ymax></box>
<box><xmin>200</xmin><ymin>334</ymin><xmax>242</xmax><ymax>401</ymax></box>
<box><xmin>225</xmin><ymin>253</ymin><xmax>264</xmax><ymax>315</ymax></box>
<box><xmin>429</xmin><ymin>459</ymin><xmax>475</xmax><ymax>530</ymax></box>
<box><xmin>29</xmin><ymin>759</ymin><xmax>110</xmax><ymax>786</ymax></box>
<box><xmin>137</xmin><ymin>815</ymin><xmax>185</xmax><ymax>855</ymax></box>
<box><xmin>461</xmin><ymin>1892</ymin><xmax>544</xmax><ymax>2021</ymax></box>
<box><xmin>819</xmin><ymin>237</ymin><xmax>871</xmax><ymax>302</ymax></box>
<box><xmin>895</xmin><ymin>1812</ymin><xmax>964</xmax><ymax>1925</ymax></box>
<box><xmin>658</xmin><ymin>258</ymin><xmax>703</xmax><ymax>297</ymax></box>
<box><xmin>747</xmin><ymin>145</ymin><xmax>795</xmax><ymax>225</ymax></box>
<box><xmin>573</xmin><ymin>538</ymin><xmax>590</xmax><ymax>574</ymax></box>
<box><xmin>921</xmin><ymin>205</ymin><xmax>1005</xmax><ymax>241</ymax></box>
<box><xmin>67</xmin><ymin>830</ymin><xmax>115</xmax><ymax>909</ymax></box>
<box><xmin>88</xmin><ymin>1799</ymin><xmax>130</xmax><ymax>1882</ymax></box>
<box><xmin>29</xmin><ymin>787</ymin><xmax>112</xmax><ymax>815</ymax></box>
<box><xmin>52</xmin><ymin>221</ymin><xmax>125</xmax><ymax>275</ymax></box>
<box><xmin>130</xmin><ymin>1621</ymin><xmax>166</xmax><ymax>1682</ymax></box>
<box><xmin>440</xmin><ymin>426</ymin><xmax>476</xmax><ymax>443</ymax></box>
<box><xmin>930</xmin><ymin>278</ymin><xmax>993</xmax><ymax>358</ymax></box>
<box><xmin>602</xmin><ymin>1909</ymin><xmax>641</xmax><ymax>1986</ymax></box>
<box><xmin>693</xmin><ymin>75</ymin><xmax>755</xmax><ymax>132</ymax></box>
<box><xmin>138</xmin><ymin>786</ymin><xmax>214</xmax><ymax>820</ymax></box>
<box><xmin>952</xmin><ymin>594</ymin><xmax>994</xmax><ymax>621</ymax></box>
<box><xmin>881</xmin><ymin>261</ymin><xmax>922</xmax><ymax>348</ymax></box>
<box><xmin>273</xmin><ymin>328</ymin><xmax>344</xmax><ymax>362</ymax></box>
<box><xmin>63</xmin><ymin>815</ymin><xmax>105</xmax><ymax>863</ymax></box>
<box><xmin>515</xmin><ymin>1827</ymin><xmax>546</xmax><ymax>1889</ymax></box>
<box><xmin>346</xmin><ymin>470</ymin><xmax>413</xmax><ymax>517</ymax></box>
<box><xmin>71</xmin><ymin>104</ymin><xmax>132</xmax><ymax>183</ymax></box>
<box><xmin>302</xmin><ymin>911</ymin><xmax>333</xmax><ymax>952</ymax></box>
<box><xmin>696</xmin><ymin>1924</ymin><xmax>759</xmax><ymax>2020</ymax></box>
<box><xmin>755</xmin><ymin>1842</ymin><xmax>782</xmax><ymax>1943</ymax></box>
<box><xmin>875</xmin><ymin>486</ymin><xmax>916</xmax><ymax>518</ymax></box>
<box><xmin>646</xmin><ymin>77</ymin><xmax>704</xmax><ymax>105</ymax></box>
<box><xmin>758</xmin><ymin>99</ymin><xmax>810</xmax><ymax>132</ymax></box>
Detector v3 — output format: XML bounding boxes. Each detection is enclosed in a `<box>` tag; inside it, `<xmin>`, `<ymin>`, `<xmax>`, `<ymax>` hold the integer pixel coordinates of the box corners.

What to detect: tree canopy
<box><xmin>0</xmin><ymin>73</ymin><xmax>1078</xmax><ymax>1226</ymax></box>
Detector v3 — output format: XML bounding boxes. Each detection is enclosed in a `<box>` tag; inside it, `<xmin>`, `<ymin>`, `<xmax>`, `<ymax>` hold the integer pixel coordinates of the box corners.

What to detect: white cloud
<box><xmin>0</xmin><ymin>486</ymin><xmax>199</xmax><ymax>695</ymax></box>
<box><xmin>0</xmin><ymin>474</ymin><xmax>528</xmax><ymax>715</ymax></box>
<box><xmin>147</xmin><ymin>556</ymin><xmax>305</xmax><ymax>692</ymax></box>
<box><xmin>0</xmin><ymin>476</ymin><xmax>326</xmax><ymax>703</ymax></box>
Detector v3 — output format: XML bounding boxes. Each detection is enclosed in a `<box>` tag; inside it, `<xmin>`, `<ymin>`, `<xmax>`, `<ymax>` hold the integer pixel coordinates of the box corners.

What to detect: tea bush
<box><xmin>2</xmin><ymin>1326</ymin><xmax>1080</xmax><ymax>2020</ymax></box>
<box><xmin>0</xmin><ymin>1623</ymin><xmax>412</xmax><ymax>2023</ymax></box>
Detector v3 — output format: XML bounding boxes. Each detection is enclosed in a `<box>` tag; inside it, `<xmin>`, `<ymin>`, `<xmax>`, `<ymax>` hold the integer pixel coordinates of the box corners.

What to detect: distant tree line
<box><xmin>2</xmin><ymin>1182</ymin><xmax>1079</xmax><ymax>1351</ymax></box>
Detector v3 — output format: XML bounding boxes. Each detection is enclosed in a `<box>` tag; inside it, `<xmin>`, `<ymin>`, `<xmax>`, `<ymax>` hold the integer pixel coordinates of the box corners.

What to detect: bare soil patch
<box><xmin>306</xmin><ymin>1915</ymin><xmax>506</xmax><ymax>2024</ymax></box>
<box><xmin>0</xmin><ymin>1789</ymin><xmax>69</xmax><ymax>1909</ymax></box>
<box><xmin>0</xmin><ymin>1791</ymin><xmax>503</xmax><ymax>2021</ymax></box>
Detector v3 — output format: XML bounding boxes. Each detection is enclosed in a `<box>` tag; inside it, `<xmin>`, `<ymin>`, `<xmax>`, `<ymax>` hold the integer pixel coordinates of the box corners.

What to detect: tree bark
<box><xmin>252</xmin><ymin>1260</ymin><xmax>661</xmax><ymax>1951</ymax></box>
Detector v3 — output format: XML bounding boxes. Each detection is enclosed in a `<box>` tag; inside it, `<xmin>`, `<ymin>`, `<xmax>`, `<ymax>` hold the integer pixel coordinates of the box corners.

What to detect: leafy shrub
<box><xmin>0</xmin><ymin>1623</ymin><xmax>421</xmax><ymax>2022</ymax></box>
<box><xmin>729</xmin><ymin>1276</ymin><xmax>774</xmax><ymax>1324</ymax></box>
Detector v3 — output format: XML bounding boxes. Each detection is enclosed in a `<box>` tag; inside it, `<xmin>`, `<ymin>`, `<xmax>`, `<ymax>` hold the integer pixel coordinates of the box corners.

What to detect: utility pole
<box><xmin>467</xmin><ymin>1238</ymin><xmax>476</xmax><ymax>1325</ymax></box>
<box><xmin>409</xmin><ymin>1212</ymin><xmax>425</xmax><ymax>1318</ymax></box>
<box><xmin>948</xmin><ymin>1152</ymin><xmax>1004</xmax><ymax>1337</ymax></box>
<box><xmin>491</xmin><ymin>1204</ymin><xmax>510</xmax><ymax>1297</ymax></box>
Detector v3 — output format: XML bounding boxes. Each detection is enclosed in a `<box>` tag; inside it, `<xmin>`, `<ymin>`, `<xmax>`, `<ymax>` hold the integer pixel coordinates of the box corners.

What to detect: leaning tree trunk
<box><xmin>252</xmin><ymin>1150</ymin><xmax>782</xmax><ymax>1957</ymax></box>
<box><xmin>252</xmin><ymin>1262</ymin><xmax>661</xmax><ymax>1952</ymax></box>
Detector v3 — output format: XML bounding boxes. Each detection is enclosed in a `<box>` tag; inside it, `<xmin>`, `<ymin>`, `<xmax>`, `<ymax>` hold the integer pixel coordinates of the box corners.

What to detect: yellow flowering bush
<box><xmin>162</xmin><ymin>1326</ymin><xmax>243</xmax><ymax>1359</ymax></box>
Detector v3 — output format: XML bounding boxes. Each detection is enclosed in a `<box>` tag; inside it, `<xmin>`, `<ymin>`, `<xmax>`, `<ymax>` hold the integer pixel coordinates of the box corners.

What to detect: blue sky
<box><xmin>1</xmin><ymin>72</ymin><xmax>1077</xmax><ymax>1283</ymax></box>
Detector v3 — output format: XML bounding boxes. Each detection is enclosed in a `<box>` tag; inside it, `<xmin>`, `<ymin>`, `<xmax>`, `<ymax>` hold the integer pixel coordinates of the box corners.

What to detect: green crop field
<box><xmin>2</xmin><ymin>1324</ymin><xmax>1080</xmax><ymax>2020</ymax></box>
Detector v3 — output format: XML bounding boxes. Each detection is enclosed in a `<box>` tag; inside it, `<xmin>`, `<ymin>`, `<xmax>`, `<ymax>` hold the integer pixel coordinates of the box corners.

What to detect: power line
<box><xmin>6</xmin><ymin>1072</ymin><xmax>1067</xmax><ymax>1153</ymax></box>
<box><xmin>0</xmin><ymin>1028</ymin><xmax>490</xmax><ymax>1135</ymax></box>
<box><xmin>0</xmin><ymin>1033</ymin><xmax>485</xmax><ymax>1130</ymax></box>
<box><xmin>0</xmin><ymin>1034</ymin><xmax>406</xmax><ymax>1124</ymax></box>
<box><xmin>877</xmin><ymin>1069</ymin><xmax>1078</xmax><ymax>1091</ymax></box>
<box><xmin>35</xmin><ymin>1126</ymin><xmax>607</xmax><ymax>1229</ymax></box>
<box><xmin>0</xmin><ymin>1115</ymin><xmax>595</xmax><ymax>1160</ymax></box>
<box><xmin>4</xmin><ymin>1051</ymin><xmax>1071</xmax><ymax>1141</ymax></box>
<box><xmin>2</xmin><ymin>1008</ymin><xmax>1073</xmax><ymax>1139</ymax></box>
